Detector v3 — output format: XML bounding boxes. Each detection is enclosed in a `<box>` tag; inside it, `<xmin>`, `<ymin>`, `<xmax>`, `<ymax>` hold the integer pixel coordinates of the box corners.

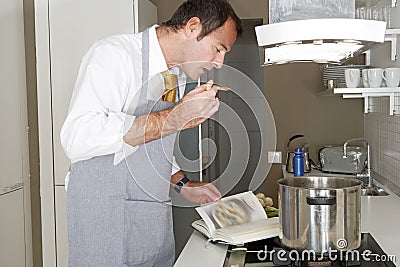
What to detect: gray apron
<box><xmin>67</xmin><ymin>28</ymin><xmax>177</xmax><ymax>267</ymax></box>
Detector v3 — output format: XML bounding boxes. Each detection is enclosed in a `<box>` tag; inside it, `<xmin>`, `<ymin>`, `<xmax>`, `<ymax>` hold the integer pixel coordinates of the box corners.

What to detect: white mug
<box><xmin>367</xmin><ymin>68</ymin><xmax>383</xmax><ymax>88</ymax></box>
<box><xmin>382</xmin><ymin>68</ymin><xmax>400</xmax><ymax>87</ymax></box>
<box><xmin>362</xmin><ymin>69</ymin><xmax>369</xmax><ymax>87</ymax></box>
<box><xmin>345</xmin><ymin>69</ymin><xmax>360</xmax><ymax>88</ymax></box>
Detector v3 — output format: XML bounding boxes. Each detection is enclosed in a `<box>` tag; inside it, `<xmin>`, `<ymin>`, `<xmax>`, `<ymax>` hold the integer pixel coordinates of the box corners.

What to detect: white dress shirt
<box><xmin>61</xmin><ymin>25</ymin><xmax>186</xmax><ymax>174</ymax></box>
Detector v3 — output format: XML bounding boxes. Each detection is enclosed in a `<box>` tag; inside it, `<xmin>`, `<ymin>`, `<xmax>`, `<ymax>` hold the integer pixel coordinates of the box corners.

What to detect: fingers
<box><xmin>201</xmin><ymin>183</ymin><xmax>222</xmax><ymax>203</ymax></box>
<box><xmin>204</xmin><ymin>98</ymin><xmax>220</xmax><ymax>118</ymax></box>
<box><xmin>184</xmin><ymin>182</ymin><xmax>222</xmax><ymax>204</ymax></box>
<box><xmin>204</xmin><ymin>80</ymin><xmax>214</xmax><ymax>91</ymax></box>
<box><xmin>205</xmin><ymin>80</ymin><xmax>219</xmax><ymax>94</ymax></box>
<box><xmin>199</xmin><ymin>195</ymin><xmax>208</xmax><ymax>204</ymax></box>
<box><xmin>208</xmin><ymin>183</ymin><xmax>222</xmax><ymax>200</ymax></box>
<box><xmin>187</xmin><ymin>80</ymin><xmax>218</xmax><ymax>96</ymax></box>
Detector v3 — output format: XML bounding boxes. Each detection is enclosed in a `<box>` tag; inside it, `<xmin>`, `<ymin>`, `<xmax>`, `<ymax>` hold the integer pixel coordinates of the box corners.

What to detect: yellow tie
<box><xmin>162</xmin><ymin>71</ymin><xmax>177</xmax><ymax>102</ymax></box>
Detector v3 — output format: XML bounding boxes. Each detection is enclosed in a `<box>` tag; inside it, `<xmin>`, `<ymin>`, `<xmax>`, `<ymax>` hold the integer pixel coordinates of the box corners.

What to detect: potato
<box><xmin>264</xmin><ymin>197</ymin><xmax>273</xmax><ymax>207</ymax></box>
<box><xmin>258</xmin><ymin>198</ymin><xmax>266</xmax><ymax>207</ymax></box>
<box><xmin>256</xmin><ymin>192</ymin><xmax>265</xmax><ymax>199</ymax></box>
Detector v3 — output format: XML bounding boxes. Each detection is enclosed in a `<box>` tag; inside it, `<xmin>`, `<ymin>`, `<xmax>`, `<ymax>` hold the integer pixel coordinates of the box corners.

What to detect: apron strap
<box><xmin>134</xmin><ymin>28</ymin><xmax>152</xmax><ymax>115</ymax></box>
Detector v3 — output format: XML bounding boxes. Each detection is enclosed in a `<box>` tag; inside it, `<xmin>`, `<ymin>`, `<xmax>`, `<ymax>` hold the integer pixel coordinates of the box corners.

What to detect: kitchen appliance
<box><xmin>255</xmin><ymin>19</ymin><xmax>386</xmax><ymax>65</ymax></box>
<box><xmin>255</xmin><ymin>0</ymin><xmax>387</xmax><ymax>65</ymax></box>
<box><xmin>223</xmin><ymin>233</ymin><xmax>396</xmax><ymax>266</ymax></box>
<box><xmin>286</xmin><ymin>135</ymin><xmax>311</xmax><ymax>173</ymax></box>
<box><xmin>319</xmin><ymin>145</ymin><xmax>367</xmax><ymax>174</ymax></box>
<box><xmin>278</xmin><ymin>176</ymin><xmax>362</xmax><ymax>252</ymax></box>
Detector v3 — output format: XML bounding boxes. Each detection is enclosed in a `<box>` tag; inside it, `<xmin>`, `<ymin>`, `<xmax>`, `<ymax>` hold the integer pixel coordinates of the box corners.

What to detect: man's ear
<box><xmin>184</xmin><ymin>17</ymin><xmax>202</xmax><ymax>39</ymax></box>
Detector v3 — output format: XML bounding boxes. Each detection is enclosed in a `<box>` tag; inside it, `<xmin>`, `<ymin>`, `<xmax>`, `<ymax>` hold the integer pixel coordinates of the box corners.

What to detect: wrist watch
<box><xmin>174</xmin><ymin>177</ymin><xmax>190</xmax><ymax>193</ymax></box>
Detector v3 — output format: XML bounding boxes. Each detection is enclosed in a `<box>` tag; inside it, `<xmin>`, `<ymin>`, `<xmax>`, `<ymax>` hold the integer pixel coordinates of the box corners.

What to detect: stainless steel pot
<box><xmin>278</xmin><ymin>176</ymin><xmax>362</xmax><ymax>252</ymax></box>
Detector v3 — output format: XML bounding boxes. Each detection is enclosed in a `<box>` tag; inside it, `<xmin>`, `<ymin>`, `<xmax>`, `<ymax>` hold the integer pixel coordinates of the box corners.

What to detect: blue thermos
<box><xmin>293</xmin><ymin>148</ymin><xmax>304</xmax><ymax>177</ymax></box>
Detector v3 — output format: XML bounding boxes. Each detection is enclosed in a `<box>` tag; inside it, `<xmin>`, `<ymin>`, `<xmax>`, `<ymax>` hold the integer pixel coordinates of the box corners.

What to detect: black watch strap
<box><xmin>174</xmin><ymin>177</ymin><xmax>190</xmax><ymax>193</ymax></box>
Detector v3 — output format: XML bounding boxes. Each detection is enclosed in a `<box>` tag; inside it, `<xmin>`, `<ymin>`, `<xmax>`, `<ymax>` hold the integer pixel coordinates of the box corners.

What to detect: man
<box><xmin>61</xmin><ymin>0</ymin><xmax>242</xmax><ymax>266</ymax></box>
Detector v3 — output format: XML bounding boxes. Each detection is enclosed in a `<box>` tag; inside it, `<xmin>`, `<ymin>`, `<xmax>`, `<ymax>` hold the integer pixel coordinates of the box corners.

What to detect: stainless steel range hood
<box><xmin>255</xmin><ymin>18</ymin><xmax>387</xmax><ymax>65</ymax></box>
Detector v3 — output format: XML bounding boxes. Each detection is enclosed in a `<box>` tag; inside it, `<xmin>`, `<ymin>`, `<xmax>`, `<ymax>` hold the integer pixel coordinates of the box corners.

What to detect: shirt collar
<box><xmin>148</xmin><ymin>25</ymin><xmax>169</xmax><ymax>78</ymax></box>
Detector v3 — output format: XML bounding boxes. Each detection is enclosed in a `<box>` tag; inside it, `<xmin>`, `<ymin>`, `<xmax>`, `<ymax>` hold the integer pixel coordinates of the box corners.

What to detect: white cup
<box><xmin>362</xmin><ymin>69</ymin><xmax>369</xmax><ymax>87</ymax></box>
<box><xmin>367</xmin><ymin>68</ymin><xmax>383</xmax><ymax>88</ymax></box>
<box><xmin>345</xmin><ymin>69</ymin><xmax>360</xmax><ymax>88</ymax></box>
<box><xmin>382</xmin><ymin>68</ymin><xmax>400</xmax><ymax>87</ymax></box>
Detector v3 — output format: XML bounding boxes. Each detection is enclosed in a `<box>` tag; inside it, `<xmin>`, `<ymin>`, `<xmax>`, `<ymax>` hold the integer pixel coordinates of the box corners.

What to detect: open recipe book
<box><xmin>192</xmin><ymin>191</ymin><xmax>279</xmax><ymax>245</ymax></box>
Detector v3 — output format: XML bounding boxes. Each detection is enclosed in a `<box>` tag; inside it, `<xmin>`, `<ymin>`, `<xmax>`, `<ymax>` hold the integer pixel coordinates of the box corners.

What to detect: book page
<box><xmin>216</xmin><ymin>217</ymin><xmax>279</xmax><ymax>238</ymax></box>
<box><xmin>216</xmin><ymin>218</ymin><xmax>280</xmax><ymax>245</ymax></box>
<box><xmin>195</xmin><ymin>191</ymin><xmax>267</xmax><ymax>235</ymax></box>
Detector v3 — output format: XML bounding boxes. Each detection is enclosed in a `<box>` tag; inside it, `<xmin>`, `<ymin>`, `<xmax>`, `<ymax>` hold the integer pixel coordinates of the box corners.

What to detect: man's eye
<box><xmin>216</xmin><ymin>48</ymin><xmax>221</xmax><ymax>53</ymax></box>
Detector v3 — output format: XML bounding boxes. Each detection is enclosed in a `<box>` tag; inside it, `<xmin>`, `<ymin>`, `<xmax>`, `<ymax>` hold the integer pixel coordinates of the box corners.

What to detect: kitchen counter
<box><xmin>175</xmin><ymin>171</ymin><xmax>400</xmax><ymax>266</ymax></box>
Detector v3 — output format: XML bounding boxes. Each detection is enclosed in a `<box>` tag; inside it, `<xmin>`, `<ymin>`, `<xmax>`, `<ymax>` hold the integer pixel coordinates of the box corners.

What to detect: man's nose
<box><xmin>213</xmin><ymin>53</ymin><xmax>225</xmax><ymax>69</ymax></box>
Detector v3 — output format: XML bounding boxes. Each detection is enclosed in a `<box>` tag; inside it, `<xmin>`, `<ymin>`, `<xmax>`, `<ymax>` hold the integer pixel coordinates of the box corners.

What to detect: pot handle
<box><xmin>306</xmin><ymin>196</ymin><xmax>336</xmax><ymax>205</ymax></box>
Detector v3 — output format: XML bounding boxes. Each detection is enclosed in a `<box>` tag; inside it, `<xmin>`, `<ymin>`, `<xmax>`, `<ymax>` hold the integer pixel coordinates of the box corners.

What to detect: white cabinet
<box><xmin>0</xmin><ymin>0</ymin><xmax>29</xmax><ymax>192</ymax></box>
<box><xmin>48</xmin><ymin>0</ymin><xmax>136</xmax><ymax>186</ymax></box>
<box><xmin>0</xmin><ymin>0</ymin><xmax>32</xmax><ymax>266</ymax></box>
<box><xmin>0</xmin><ymin>189</ymin><xmax>26</xmax><ymax>267</ymax></box>
<box><xmin>34</xmin><ymin>0</ymin><xmax>157</xmax><ymax>266</ymax></box>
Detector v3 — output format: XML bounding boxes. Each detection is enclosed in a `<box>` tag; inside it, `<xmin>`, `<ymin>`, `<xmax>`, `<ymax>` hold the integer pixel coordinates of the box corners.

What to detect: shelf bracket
<box><xmin>365</xmin><ymin>95</ymin><xmax>370</xmax><ymax>114</ymax></box>
<box><xmin>341</xmin><ymin>92</ymin><xmax>399</xmax><ymax>116</ymax></box>
<box><xmin>362</xmin><ymin>92</ymin><xmax>397</xmax><ymax>115</ymax></box>
<box><xmin>363</xmin><ymin>50</ymin><xmax>371</xmax><ymax>66</ymax></box>
<box><xmin>336</xmin><ymin>88</ymin><xmax>400</xmax><ymax>115</ymax></box>
<box><xmin>384</xmin><ymin>35</ymin><xmax>397</xmax><ymax>61</ymax></box>
<box><xmin>342</xmin><ymin>93</ymin><xmax>371</xmax><ymax>113</ymax></box>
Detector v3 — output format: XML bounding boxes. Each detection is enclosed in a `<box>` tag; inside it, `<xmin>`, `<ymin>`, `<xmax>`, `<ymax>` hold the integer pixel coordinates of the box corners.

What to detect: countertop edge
<box><xmin>174</xmin><ymin>231</ymin><xmax>228</xmax><ymax>267</ymax></box>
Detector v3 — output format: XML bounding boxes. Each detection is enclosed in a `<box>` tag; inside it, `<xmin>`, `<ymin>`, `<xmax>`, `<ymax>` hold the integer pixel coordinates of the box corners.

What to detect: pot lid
<box><xmin>255</xmin><ymin>19</ymin><xmax>387</xmax><ymax>65</ymax></box>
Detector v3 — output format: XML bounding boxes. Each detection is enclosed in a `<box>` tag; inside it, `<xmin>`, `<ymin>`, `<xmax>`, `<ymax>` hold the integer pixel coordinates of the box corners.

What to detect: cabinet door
<box><xmin>47</xmin><ymin>1</ymin><xmax>157</xmax><ymax>266</ymax></box>
<box><xmin>50</xmin><ymin>0</ymin><xmax>158</xmax><ymax>186</ymax></box>
<box><xmin>49</xmin><ymin>0</ymin><xmax>135</xmax><ymax>185</ymax></box>
<box><xmin>0</xmin><ymin>0</ymin><xmax>28</xmax><ymax>188</ymax></box>
<box><xmin>0</xmin><ymin>190</ymin><xmax>25</xmax><ymax>267</ymax></box>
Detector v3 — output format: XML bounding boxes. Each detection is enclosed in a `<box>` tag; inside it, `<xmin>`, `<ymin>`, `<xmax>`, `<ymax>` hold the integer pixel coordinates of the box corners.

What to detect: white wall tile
<box><xmin>365</xmin><ymin>109</ymin><xmax>400</xmax><ymax>187</ymax></box>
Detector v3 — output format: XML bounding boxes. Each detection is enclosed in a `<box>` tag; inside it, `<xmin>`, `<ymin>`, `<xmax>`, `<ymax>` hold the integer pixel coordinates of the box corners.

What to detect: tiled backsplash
<box><xmin>367</xmin><ymin>29</ymin><xmax>400</xmax><ymax>190</ymax></box>
<box><xmin>365</xmin><ymin>110</ymin><xmax>400</xmax><ymax>188</ymax></box>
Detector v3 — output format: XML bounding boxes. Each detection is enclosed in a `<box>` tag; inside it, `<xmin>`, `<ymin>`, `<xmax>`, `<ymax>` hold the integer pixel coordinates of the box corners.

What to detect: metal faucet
<box><xmin>343</xmin><ymin>138</ymin><xmax>372</xmax><ymax>187</ymax></box>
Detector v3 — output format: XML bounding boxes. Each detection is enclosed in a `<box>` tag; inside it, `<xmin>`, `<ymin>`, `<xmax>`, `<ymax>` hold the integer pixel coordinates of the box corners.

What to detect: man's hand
<box><xmin>166</xmin><ymin>80</ymin><xmax>220</xmax><ymax>131</ymax></box>
<box><xmin>180</xmin><ymin>181</ymin><xmax>222</xmax><ymax>204</ymax></box>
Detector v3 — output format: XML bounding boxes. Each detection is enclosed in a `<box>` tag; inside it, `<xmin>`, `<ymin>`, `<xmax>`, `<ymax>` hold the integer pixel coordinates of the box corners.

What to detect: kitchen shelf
<box><xmin>334</xmin><ymin>87</ymin><xmax>400</xmax><ymax>115</ymax></box>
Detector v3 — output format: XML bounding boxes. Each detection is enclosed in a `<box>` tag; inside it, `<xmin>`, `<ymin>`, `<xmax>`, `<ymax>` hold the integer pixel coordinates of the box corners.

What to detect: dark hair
<box><xmin>162</xmin><ymin>0</ymin><xmax>243</xmax><ymax>40</ymax></box>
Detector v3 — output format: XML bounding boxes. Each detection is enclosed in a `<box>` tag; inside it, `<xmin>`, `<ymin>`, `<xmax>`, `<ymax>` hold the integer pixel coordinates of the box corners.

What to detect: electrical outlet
<box><xmin>268</xmin><ymin>151</ymin><xmax>282</xmax><ymax>164</ymax></box>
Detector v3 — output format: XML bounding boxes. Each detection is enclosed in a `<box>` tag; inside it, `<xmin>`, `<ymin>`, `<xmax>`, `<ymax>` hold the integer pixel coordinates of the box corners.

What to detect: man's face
<box><xmin>182</xmin><ymin>17</ymin><xmax>238</xmax><ymax>80</ymax></box>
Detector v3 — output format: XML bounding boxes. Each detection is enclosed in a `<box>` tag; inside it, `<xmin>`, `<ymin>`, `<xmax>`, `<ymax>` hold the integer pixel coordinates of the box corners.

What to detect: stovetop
<box><xmin>224</xmin><ymin>233</ymin><xmax>396</xmax><ymax>267</ymax></box>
